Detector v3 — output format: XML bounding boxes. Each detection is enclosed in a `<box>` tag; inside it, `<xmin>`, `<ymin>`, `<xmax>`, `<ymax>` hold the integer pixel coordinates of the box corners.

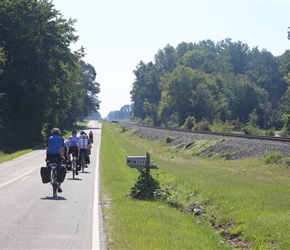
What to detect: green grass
<box><xmin>100</xmin><ymin>122</ymin><xmax>230</xmax><ymax>250</ymax></box>
<box><xmin>0</xmin><ymin>149</ymin><xmax>33</xmax><ymax>163</ymax></box>
<box><xmin>100</xmin><ymin>122</ymin><xmax>290</xmax><ymax>249</ymax></box>
<box><xmin>0</xmin><ymin>121</ymin><xmax>90</xmax><ymax>164</ymax></box>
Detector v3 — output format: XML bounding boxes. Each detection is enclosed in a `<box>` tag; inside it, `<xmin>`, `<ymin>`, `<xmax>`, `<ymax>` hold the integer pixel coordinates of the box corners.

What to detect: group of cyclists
<box><xmin>45</xmin><ymin>128</ymin><xmax>94</xmax><ymax>193</ymax></box>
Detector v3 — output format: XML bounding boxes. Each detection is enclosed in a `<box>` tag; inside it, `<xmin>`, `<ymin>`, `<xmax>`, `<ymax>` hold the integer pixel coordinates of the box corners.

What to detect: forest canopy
<box><xmin>130</xmin><ymin>39</ymin><xmax>290</xmax><ymax>133</ymax></box>
<box><xmin>0</xmin><ymin>0</ymin><xmax>100</xmax><ymax>151</ymax></box>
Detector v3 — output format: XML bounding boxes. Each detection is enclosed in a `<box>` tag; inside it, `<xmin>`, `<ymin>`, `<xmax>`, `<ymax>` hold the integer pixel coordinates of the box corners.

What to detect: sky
<box><xmin>52</xmin><ymin>0</ymin><xmax>290</xmax><ymax>118</ymax></box>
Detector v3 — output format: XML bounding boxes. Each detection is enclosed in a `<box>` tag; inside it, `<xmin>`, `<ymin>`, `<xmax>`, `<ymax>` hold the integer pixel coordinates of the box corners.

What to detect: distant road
<box><xmin>0</xmin><ymin>120</ymin><xmax>106</xmax><ymax>250</ymax></box>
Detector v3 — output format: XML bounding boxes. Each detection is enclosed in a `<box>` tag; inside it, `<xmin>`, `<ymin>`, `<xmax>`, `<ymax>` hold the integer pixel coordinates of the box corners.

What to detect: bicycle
<box><xmin>71</xmin><ymin>151</ymin><xmax>77</xmax><ymax>179</ymax></box>
<box><xmin>80</xmin><ymin>152</ymin><xmax>87</xmax><ymax>173</ymax></box>
<box><xmin>47</xmin><ymin>159</ymin><xmax>59</xmax><ymax>198</ymax></box>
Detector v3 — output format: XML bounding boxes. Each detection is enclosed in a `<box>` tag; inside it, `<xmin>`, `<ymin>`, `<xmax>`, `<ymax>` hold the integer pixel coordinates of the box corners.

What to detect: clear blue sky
<box><xmin>53</xmin><ymin>0</ymin><xmax>290</xmax><ymax>118</ymax></box>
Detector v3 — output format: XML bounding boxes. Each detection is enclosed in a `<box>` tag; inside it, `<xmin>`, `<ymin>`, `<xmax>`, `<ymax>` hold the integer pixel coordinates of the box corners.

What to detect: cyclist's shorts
<box><xmin>69</xmin><ymin>146</ymin><xmax>79</xmax><ymax>158</ymax></box>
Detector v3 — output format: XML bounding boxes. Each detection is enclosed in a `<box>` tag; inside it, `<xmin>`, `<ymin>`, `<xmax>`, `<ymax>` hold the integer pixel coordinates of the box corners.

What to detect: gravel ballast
<box><xmin>118</xmin><ymin>122</ymin><xmax>290</xmax><ymax>160</ymax></box>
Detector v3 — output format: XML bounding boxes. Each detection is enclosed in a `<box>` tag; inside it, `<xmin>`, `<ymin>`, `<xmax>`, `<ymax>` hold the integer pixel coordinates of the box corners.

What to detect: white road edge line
<box><xmin>92</xmin><ymin>131</ymin><xmax>101</xmax><ymax>250</ymax></box>
<box><xmin>0</xmin><ymin>165</ymin><xmax>41</xmax><ymax>188</ymax></box>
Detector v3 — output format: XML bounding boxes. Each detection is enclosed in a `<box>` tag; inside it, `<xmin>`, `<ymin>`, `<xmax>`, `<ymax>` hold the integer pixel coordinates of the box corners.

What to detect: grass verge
<box><xmin>100</xmin><ymin>122</ymin><xmax>290</xmax><ymax>250</ymax></box>
<box><xmin>0</xmin><ymin>121</ymin><xmax>90</xmax><ymax>164</ymax></box>
<box><xmin>100</xmin><ymin>122</ymin><xmax>230</xmax><ymax>250</ymax></box>
<box><xmin>0</xmin><ymin>149</ymin><xmax>33</xmax><ymax>164</ymax></box>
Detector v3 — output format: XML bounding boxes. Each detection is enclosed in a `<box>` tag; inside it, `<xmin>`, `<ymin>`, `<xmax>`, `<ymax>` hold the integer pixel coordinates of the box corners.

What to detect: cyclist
<box><xmin>67</xmin><ymin>129</ymin><xmax>80</xmax><ymax>175</ymax></box>
<box><xmin>79</xmin><ymin>132</ymin><xmax>92</xmax><ymax>165</ymax></box>
<box><xmin>63</xmin><ymin>139</ymin><xmax>68</xmax><ymax>163</ymax></box>
<box><xmin>89</xmin><ymin>130</ymin><xmax>93</xmax><ymax>144</ymax></box>
<box><xmin>46</xmin><ymin>127</ymin><xmax>65</xmax><ymax>193</ymax></box>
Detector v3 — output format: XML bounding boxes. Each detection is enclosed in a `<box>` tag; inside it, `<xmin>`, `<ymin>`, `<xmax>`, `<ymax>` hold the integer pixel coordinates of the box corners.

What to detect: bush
<box><xmin>243</xmin><ymin>126</ymin><xmax>263</xmax><ymax>135</ymax></box>
<box><xmin>283</xmin><ymin>157</ymin><xmax>290</xmax><ymax>165</ymax></box>
<box><xmin>279</xmin><ymin>129</ymin><xmax>289</xmax><ymax>137</ymax></box>
<box><xmin>195</xmin><ymin>119</ymin><xmax>211</xmax><ymax>131</ymax></box>
<box><xmin>167</xmin><ymin>113</ymin><xmax>179</xmax><ymax>129</ymax></box>
<box><xmin>165</xmin><ymin>135</ymin><xmax>174</xmax><ymax>143</ymax></box>
<box><xmin>210</xmin><ymin>120</ymin><xmax>233</xmax><ymax>132</ymax></box>
<box><xmin>180</xmin><ymin>116</ymin><xmax>196</xmax><ymax>130</ymax></box>
<box><xmin>265</xmin><ymin>128</ymin><xmax>275</xmax><ymax>136</ymax></box>
<box><xmin>129</xmin><ymin>174</ymin><xmax>162</xmax><ymax>200</ymax></box>
<box><xmin>142</xmin><ymin>117</ymin><xmax>154</xmax><ymax>126</ymax></box>
<box><xmin>263</xmin><ymin>151</ymin><xmax>283</xmax><ymax>164</ymax></box>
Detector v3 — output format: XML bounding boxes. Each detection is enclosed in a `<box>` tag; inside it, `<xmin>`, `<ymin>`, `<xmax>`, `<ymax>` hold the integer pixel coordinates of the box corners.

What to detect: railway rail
<box><xmin>115</xmin><ymin>121</ymin><xmax>290</xmax><ymax>160</ymax></box>
<box><xmin>117</xmin><ymin>121</ymin><xmax>290</xmax><ymax>143</ymax></box>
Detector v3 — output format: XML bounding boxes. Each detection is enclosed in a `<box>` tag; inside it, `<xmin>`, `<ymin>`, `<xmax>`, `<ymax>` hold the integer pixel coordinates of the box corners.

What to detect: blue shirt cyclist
<box><xmin>67</xmin><ymin>129</ymin><xmax>81</xmax><ymax>175</ymax></box>
<box><xmin>46</xmin><ymin>127</ymin><xmax>65</xmax><ymax>193</ymax></box>
<box><xmin>46</xmin><ymin>128</ymin><xmax>64</xmax><ymax>158</ymax></box>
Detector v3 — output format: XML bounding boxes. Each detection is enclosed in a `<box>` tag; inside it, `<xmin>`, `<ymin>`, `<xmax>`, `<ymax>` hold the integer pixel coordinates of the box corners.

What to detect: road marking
<box><xmin>92</xmin><ymin>129</ymin><xmax>101</xmax><ymax>250</ymax></box>
<box><xmin>0</xmin><ymin>165</ymin><xmax>40</xmax><ymax>188</ymax></box>
<box><xmin>22</xmin><ymin>176</ymin><xmax>29</xmax><ymax>181</ymax></box>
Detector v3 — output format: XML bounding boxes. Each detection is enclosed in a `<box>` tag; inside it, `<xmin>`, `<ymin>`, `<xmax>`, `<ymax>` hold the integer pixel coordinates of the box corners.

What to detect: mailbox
<box><xmin>126</xmin><ymin>156</ymin><xmax>147</xmax><ymax>168</ymax></box>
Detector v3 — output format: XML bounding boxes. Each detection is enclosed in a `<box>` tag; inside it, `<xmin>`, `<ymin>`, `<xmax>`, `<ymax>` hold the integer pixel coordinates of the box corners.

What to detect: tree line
<box><xmin>0</xmin><ymin>0</ymin><xmax>100</xmax><ymax>152</ymax></box>
<box><xmin>107</xmin><ymin>105</ymin><xmax>131</xmax><ymax>121</ymax></box>
<box><xmin>130</xmin><ymin>38</ymin><xmax>290</xmax><ymax>134</ymax></box>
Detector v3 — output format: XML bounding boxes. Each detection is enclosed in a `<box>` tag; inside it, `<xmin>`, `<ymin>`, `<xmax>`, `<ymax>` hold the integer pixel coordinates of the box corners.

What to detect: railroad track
<box><xmin>117</xmin><ymin>121</ymin><xmax>290</xmax><ymax>143</ymax></box>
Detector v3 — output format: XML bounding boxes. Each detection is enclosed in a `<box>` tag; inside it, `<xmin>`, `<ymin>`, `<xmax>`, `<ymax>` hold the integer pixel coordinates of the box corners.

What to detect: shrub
<box><xmin>129</xmin><ymin>174</ymin><xmax>162</xmax><ymax>200</ymax></box>
<box><xmin>167</xmin><ymin>113</ymin><xmax>179</xmax><ymax>129</ymax></box>
<box><xmin>195</xmin><ymin>119</ymin><xmax>211</xmax><ymax>131</ymax></box>
<box><xmin>142</xmin><ymin>117</ymin><xmax>154</xmax><ymax>126</ymax></box>
<box><xmin>210</xmin><ymin>120</ymin><xmax>233</xmax><ymax>132</ymax></box>
<box><xmin>243</xmin><ymin>126</ymin><xmax>263</xmax><ymax>135</ymax></box>
<box><xmin>279</xmin><ymin>129</ymin><xmax>289</xmax><ymax>137</ymax></box>
<box><xmin>283</xmin><ymin>157</ymin><xmax>290</xmax><ymax>165</ymax></box>
<box><xmin>266</xmin><ymin>128</ymin><xmax>275</xmax><ymax>136</ymax></box>
<box><xmin>165</xmin><ymin>135</ymin><xmax>174</xmax><ymax>143</ymax></box>
<box><xmin>180</xmin><ymin>116</ymin><xmax>196</xmax><ymax>130</ymax></box>
<box><xmin>263</xmin><ymin>151</ymin><xmax>283</xmax><ymax>164</ymax></box>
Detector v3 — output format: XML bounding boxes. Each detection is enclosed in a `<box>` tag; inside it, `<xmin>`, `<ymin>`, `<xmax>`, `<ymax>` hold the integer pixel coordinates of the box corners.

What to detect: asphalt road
<box><xmin>0</xmin><ymin>121</ymin><xmax>106</xmax><ymax>250</ymax></box>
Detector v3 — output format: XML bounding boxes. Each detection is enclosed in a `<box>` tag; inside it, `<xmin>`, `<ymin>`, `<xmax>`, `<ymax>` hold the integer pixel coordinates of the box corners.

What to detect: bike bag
<box><xmin>57</xmin><ymin>166</ymin><xmax>66</xmax><ymax>183</ymax></box>
<box><xmin>40</xmin><ymin>166</ymin><xmax>51</xmax><ymax>184</ymax></box>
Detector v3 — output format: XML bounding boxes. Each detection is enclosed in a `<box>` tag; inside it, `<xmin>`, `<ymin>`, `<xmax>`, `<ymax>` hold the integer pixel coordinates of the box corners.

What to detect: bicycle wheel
<box><xmin>81</xmin><ymin>155</ymin><xmax>85</xmax><ymax>173</ymax></box>
<box><xmin>72</xmin><ymin>159</ymin><xmax>76</xmax><ymax>179</ymax></box>
<box><xmin>52</xmin><ymin>170</ymin><xmax>58</xmax><ymax>198</ymax></box>
<box><xmin>53</xmin><ymin>183</ymin><xmax>58</xmax><ymax>198</ymax></box>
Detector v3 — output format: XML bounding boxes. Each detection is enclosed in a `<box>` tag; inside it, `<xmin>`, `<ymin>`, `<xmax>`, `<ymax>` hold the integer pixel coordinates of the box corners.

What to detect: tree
<box><xmin>247</xmin><ymin>48</ymin><xmax>287</xmax><ymax>126</ymax></box>
<box><xmin>217</xmin><ymin>39</ymin><xmax>249</xmax><ymax>74</ymax></box>
<box><xmin>79</xmin><ymin>60</ymin><xmax>101</xmax><ymax>116</ymax></box>
<box><xmin>0</xmin><ymin>0</ymin><xmax>93</xmax><ymax>150</ymax></box>
<box><xmin>158</xmin><ymin>66</ymin><xmax>195</xmax><ymax>126</ymax></box>
<box><xmin>131</xmin><ymin>61</ymin><xmax>161</xmax><ymax>125</ymax></box>
<box><xmin>178</xmin><ymin>49</ymin><xmax>216</xmax><ymax>74</ymax></box>
<box><xmin>230</xmin><ymin>77</ymin><xmax>260</xmax><ymax>123</ymax></box>
<box><xmin>176</xmin><ymin>41</ymin><xmax>194</xmax><ymax>58</ymax></box>
<box><xmin>154</xmin><ymin>44</ymin><xmax>178</xmax><ymax>73</ymax></box>
<box><xmin>130</xmin><ymin>61</ymin><xmax>148</xmax><ymax>120</ymax></box>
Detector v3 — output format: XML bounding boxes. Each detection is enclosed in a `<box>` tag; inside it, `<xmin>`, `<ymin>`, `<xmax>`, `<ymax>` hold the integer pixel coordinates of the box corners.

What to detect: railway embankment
<box><xmin>118</xmin><ymin>122</ymin><xmax>290</xmax><ymax>160</ymax></box>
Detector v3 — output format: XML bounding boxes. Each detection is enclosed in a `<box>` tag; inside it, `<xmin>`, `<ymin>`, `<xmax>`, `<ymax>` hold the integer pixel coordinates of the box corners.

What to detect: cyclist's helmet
<box><xmin>51</xmin><ymin>128</ymin><xmax>60</xmax><ymax>135</ymax></box>
<box><xmin>80</xmin><ymin>130</ymin><xmax>85</xmax><ymax>135</ymax></box>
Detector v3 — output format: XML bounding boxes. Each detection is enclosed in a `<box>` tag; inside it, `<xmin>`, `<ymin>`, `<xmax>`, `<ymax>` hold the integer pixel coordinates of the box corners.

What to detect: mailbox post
<box><xmin>126</xmin><ymin>152</ymin><xmax>157</xmax><ymax>181</ymax></box>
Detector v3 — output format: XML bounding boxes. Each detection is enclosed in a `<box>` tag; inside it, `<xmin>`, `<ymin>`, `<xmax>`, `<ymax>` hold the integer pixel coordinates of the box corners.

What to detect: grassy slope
<box><xmin>100</xmin><ymin>122</ymin><xmax>290</xmax><ymax>250</ymax></box>
<box><xmin>100</xmin><ymin>122</ymin><xmax>231</xmax><ymax>250</ymax></box>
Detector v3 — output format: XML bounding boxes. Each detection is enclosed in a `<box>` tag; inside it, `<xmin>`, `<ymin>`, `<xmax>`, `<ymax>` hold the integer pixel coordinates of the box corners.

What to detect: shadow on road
<box><xmin>66</xmin><ymin>177</ymin><xmax>83</xmax><ymax>180</ymax></box>
<box><xmin>41</xmin><ymin>196</ymin><xmax>67</xmax><ymax>200</ymax></box>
